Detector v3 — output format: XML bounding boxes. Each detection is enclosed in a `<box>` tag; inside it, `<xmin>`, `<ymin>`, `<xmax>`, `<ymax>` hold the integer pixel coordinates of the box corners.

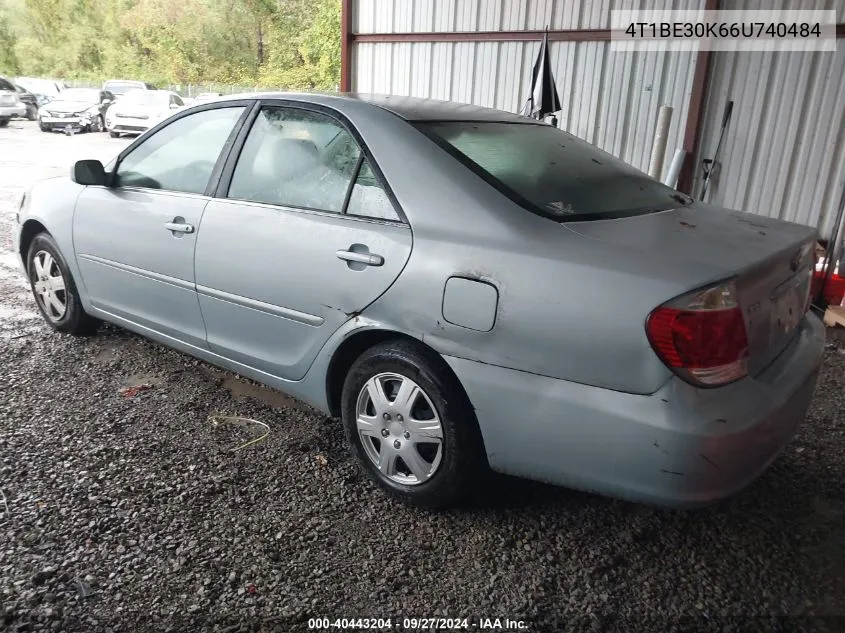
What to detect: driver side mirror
<box><xmin>71</xmin><ymin>160</ymin><xmax>107</xmax><ymax>187</ymax></box>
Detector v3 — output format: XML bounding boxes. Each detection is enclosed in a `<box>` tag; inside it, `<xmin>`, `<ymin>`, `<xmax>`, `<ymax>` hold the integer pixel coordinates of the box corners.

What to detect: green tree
<box><xmin>1</xmin><ymin>0</ymin><xmax>341</xmax><ymax>89</ymax></box>
<box><xmin>0</xmin><ymin>11</ymin><xmax>20</xmax><ymax>74</ymax></box>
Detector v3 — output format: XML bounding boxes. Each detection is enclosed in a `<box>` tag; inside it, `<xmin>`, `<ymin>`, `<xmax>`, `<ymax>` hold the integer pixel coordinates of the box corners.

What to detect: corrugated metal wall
<box><xmin>351</xmin><ymin>0</ymin><xmax>845</xmax><ymax>234</ymax></box>
<box><xmin>695</xmin><ymin>0</ymin><xmax>845</xmax><ymax>238</ymax></box>
<box><xmin>352</xmin><ymin>0</ymin><xmax>702</xmax><ymax>180</ymax></box>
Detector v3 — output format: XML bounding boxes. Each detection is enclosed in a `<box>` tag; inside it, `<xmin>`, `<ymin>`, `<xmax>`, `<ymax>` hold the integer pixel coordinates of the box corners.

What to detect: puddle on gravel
<box><xmin>95</xmin><ymin>347</ymin><xmax>119</xmax><ymax>362</ymax></box>
<box><xmin>121</xmin><ymin>373</ymin><xmax>163</xmax><ymax>388</ymax></box>
<box><xmin>221</xmin><ymin>375</ymin><xmax>311</xmax><ymax>412</ymax></box>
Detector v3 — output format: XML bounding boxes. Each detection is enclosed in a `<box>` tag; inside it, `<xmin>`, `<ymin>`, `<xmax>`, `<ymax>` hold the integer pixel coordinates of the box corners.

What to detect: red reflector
<box><xmin>646</xmin><ymin>306</ymin><xmax>749</xmax><ymax>369</ymax></box>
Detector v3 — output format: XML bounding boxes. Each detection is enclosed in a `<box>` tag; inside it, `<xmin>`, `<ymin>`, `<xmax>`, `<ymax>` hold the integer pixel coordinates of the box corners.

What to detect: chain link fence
<box><xmin>64</xmin><ymin>79</ymin><xmax>283</xmax><ymax>98</ymax></box>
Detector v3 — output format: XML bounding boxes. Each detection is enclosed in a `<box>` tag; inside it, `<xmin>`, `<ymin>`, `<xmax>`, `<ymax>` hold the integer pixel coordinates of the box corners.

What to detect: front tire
<box><xmin>88</xmin><ymin>116</ymin><xmax>103</xmax><ymax>133</ymax></box>
<box><xmin>0</xmin><ymin>118</ymin><xmax>9</xmax><ymax>128</ymax></box>
<box><xmin>341</xmin><ymin>339</ymin><xmax>485</xmax><ymax>508</ymax></box>
<box><xmin>27</xmin><ymin>233</ymin><xmax>100</xmax><ymax>335</ymax></box>
<box><xmin>26</xmin><ymin>105</ymin><xmax>38</xmax><ymax>121</ymax></box>
<box><xmin>108</xmin><ymin>130</ymin><xmax>119</xmax><ymax>138</ymax></box>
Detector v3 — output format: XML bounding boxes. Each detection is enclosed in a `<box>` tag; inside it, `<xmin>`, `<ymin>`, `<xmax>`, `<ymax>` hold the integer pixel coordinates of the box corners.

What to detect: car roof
<box><xmin>205</xmin><ymin>92</ymin><xmax>533</xmax><ymax>124</ymax></box>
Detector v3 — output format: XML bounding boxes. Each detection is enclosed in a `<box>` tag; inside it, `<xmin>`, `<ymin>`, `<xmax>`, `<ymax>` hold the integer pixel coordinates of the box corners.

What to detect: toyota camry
<box><xmin>13</xmin><ymin>93</ymin><xmax>824</xmax><ymax>509</ymax></box>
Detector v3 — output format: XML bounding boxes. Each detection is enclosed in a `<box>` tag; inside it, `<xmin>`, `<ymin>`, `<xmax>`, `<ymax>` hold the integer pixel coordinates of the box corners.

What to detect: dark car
<box><xmin>38</xmin><ymin>88</ymin><xmax>115</xmax><ymax>133</ymax></box>
<box><xmin>102</xmin><ymin>80</ymin><xmax>156</xmax><ymax>96</ymax></box>
<box><xmin>0</xmin><ymin>76</ymin><xmax>38</xmax><ymax>120</ymax></box>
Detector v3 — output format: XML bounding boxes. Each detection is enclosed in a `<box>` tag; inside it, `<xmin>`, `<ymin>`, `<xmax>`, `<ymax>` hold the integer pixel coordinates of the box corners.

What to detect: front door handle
<box><xmin>165</xmin><ymin>222</ymin><xmax>194</xmax><ymax>234</ymax></box>
<box><xmin>336</xmin><ymin>249</ymin><xmax>384</xmax><ymax>267</ymax></box>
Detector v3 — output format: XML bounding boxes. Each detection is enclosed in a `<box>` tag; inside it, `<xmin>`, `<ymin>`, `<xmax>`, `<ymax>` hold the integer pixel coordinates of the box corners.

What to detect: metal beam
<box><xmin>349</xmin><ymin>24</ymin><xmax>844</xmax><ymax>45</ymax></box>
<box><xmin>340</xmin><ymin>0</ymin><xmax>353</xmax><ymax>92</ymax></box>
<box><xmin>351</xmin><ymin>29</ymin><xmax>612</xmax><ymax>43</ymax></box>
<box><xmin>676</xmin><ymin>0</ymin><xmax>719</xmax><ymax>196</ymax></box>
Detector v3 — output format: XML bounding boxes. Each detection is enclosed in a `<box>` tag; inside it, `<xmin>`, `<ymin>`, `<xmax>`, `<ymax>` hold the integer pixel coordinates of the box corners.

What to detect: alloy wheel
<box><xmin>355</xmin><ymin>372</ymin><xmax>444</xmax><ymax>485</ymax></box>
<box><xmin>31</xmin><ymin>250</ymin><xmax>67</xmax><ymax>322</ymax></box>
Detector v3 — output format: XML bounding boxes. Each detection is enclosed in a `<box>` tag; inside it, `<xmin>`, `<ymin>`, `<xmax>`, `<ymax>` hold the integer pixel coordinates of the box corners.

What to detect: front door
<box><xmin>194</xmin><ymin>104</ymin><xmax>412</xmax><ymax>380</ymax></box>
<box><xmin>73</xmin><ymin>105</ymin><xmax>248</xmax><ymax>347</ymax></box>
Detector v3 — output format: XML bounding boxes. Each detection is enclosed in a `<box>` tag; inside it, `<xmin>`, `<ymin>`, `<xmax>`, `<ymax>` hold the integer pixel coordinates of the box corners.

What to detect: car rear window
<box><xmin>414</xmin><ymin>121</ymin><xmax>689</xmax><ymax>222</ymax></box>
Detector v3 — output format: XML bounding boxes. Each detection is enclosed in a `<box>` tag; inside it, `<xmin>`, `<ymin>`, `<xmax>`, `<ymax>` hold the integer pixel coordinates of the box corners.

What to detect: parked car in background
<box><xmin>37</xmin><ymin>88</ymin><xmax>114</xmax><ymax>133</ymax></box>
<box><xmin>0</xmin><ymin>85</ymin><xmax>26</xmax><ymax>127</ymax></box>
<box><xmin>102</xmin><ymin>79</ymin><xmax>156</xmax><ymax>97</ymax></box>
<box><xmin>14</xmin><ymin>77</ymin><xmax>64</xmax><ymax>107</ymax></box>
<box><xmin>105</xmin><ymin>89</ymin><xmax>184</xmax><ymax>137</ymax></box>
<box><xmin>0</xmin><ymin>76</ymin><xmax>38</xmax><ymax>120</ymax></box>
<box><xmin>11</xmin><ymin>94</ymin><xmax>825</xmax><ymax>509</ymax></box>
<box><xmin>192</xmin><ymin>92</ymin><xmax>223</xmax><ymax>104</ymax></box>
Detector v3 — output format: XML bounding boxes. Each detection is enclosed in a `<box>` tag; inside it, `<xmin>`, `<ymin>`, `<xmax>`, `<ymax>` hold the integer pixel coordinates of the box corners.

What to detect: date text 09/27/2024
<box><xmin>307</xmin><ymin>618</ymin><xmax>529</xmax><ymax>630</ymax></box>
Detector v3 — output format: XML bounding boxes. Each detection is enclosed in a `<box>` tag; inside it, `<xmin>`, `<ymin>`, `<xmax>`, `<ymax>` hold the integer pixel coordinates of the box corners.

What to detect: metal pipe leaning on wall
<box><xmin>648</xmin><ymin>106</ymin><xmax>673</xmax><ymax>180</ymax></box>
<box><xmin>664</xmin><ymin>150</ymin><xmax>686</xmax><ymax>189</ymax></box>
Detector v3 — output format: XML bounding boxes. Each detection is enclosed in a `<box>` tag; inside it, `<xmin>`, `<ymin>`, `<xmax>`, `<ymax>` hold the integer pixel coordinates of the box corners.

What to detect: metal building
<box><xmin>341</xmin><ymin>0</ymin><xmax>845</xmax><ymax>240</ymax></box>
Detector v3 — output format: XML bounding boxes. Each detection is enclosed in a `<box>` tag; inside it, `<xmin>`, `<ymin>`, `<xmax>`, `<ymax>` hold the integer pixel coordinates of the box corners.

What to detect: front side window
<box><xmin>228</xmin><ymin>106</ymin><xmax>362</xmax><ymax>213</ymax></box>
<box><xmin>116</xmin><ymin>106</ymin><xmax>244</xmax><ymax>194</ymax></box>
<box><xmin>415</xmin><ymin>121</ymin><xmax>690</xmax><ymax>221</ymax></box>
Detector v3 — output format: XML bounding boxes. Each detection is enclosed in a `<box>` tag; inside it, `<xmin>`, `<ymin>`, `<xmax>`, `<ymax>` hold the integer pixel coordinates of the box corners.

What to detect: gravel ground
<box><xmin>1</xmin><ymin>121</ymin><xmax>844</xmax><ymax>633</ymax></box>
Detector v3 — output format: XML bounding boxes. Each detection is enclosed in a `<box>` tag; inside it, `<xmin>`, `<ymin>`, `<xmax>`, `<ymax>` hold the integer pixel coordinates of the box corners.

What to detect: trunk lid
<box><xmin>564</xmin><ymin>203</ymin><xmax>817</xmax><ymax>376</ymax></box>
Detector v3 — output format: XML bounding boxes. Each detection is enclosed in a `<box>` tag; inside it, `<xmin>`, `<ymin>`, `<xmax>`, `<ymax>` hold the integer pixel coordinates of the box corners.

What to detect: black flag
<box><xmin>521</xmin><ymin>28</ymin><xmax>562</xmax><ymax>122</ymax></box>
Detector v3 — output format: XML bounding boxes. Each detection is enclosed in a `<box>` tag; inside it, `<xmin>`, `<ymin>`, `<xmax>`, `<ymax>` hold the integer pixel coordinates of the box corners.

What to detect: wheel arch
<box><xmin>325</xmin><ymin>329</ymin><xmax>479</xmax><ymax>430</ymax></box>
<box><xmin>19</xmin><ymin>219</ymin><xmax>49</xmax><ymax>265</ymax></box>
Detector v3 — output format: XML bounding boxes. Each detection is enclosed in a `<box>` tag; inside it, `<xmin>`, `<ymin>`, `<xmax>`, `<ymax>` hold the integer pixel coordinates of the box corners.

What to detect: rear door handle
<box><xmin>336</xmin><ymin>249</ymin><xmax>384</xmax><ymax>266</ymax></box>
<box><xmin>165</xmin><ymin>222</ymin><xmax>194</xmax><ymax>234</ymax></box>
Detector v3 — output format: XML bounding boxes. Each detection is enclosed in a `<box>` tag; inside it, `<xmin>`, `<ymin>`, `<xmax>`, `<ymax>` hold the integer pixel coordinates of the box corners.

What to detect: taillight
<box><xmin>645</xmin><ymin>280</ymin><xmax>749</xmax><ymax>387</ymax></box>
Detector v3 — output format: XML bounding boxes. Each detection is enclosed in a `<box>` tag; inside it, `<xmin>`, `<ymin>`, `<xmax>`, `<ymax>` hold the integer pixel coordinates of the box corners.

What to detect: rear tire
<box><xmin>108</xmin><ymin>131</ymin><xmax>119</xmax><ymax>138</ymax></box>
<box><xmin>26</xmin><ymin>233</ymin><xmax>100</xmax><ymax>336</ymax></box>
<box><xmin>341</xmin><ymin>339</ymin><xmax>485</xmax><ymax>508</ymax></box>
<box><xmin>0</xmin><ymin>118</ymin><xmax>9</xmax><ymax>128</ymax></box>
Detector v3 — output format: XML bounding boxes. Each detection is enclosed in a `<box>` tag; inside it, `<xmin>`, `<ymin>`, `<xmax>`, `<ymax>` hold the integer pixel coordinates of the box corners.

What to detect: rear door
<box><xmin>73</xmin><ymin>104</ymin><xmax>250</xmax><ymax>347</ymax></box>
<box><xmin>194</xmin><ymin>102</ymin><xmax>412</xmax><ymax>380</ymax></box>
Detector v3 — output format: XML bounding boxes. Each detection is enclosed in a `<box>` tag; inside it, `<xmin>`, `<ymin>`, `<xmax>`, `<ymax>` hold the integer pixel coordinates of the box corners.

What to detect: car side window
<box><xmin>346</xmin><ymin>159</ymin><xmax>400</xmax><ymax>221</ymax></box>
<box><xmin>227</xmin><ymin>106</ymin><xmax>361</xmax><ymax>213</ymax></box>
<box><xmin>115</xmin><ymin>106</ymin><xmax>244</xmax><ymax>194</ymax></box>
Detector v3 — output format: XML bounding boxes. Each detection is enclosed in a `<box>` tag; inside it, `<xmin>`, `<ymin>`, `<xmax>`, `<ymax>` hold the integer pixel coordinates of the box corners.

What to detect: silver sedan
<box><xmin>13</xmin><ymin>93</ymin><xmax>825</xmax><ymax>508</ymax></box>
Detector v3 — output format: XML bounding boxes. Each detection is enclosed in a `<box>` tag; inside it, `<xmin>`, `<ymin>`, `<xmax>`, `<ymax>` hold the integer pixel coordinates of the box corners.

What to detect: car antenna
<box><xmin>699</xmin><ymin>100</ymin><xmax>734</xmax><ymax>202</ymax></box>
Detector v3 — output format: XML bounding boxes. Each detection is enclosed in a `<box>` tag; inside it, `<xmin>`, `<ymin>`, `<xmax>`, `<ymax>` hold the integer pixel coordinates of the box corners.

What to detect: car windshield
<box><xmin>56</xmin><ymin>89</ymin><xmax>99</xmax><ymax>103</ymax></box>
<box><xmin>415</xmin><ymin>121</ymin><xmax>690</xmax><ymax>222</ymax></box>
<box><xmin>17</xmin><ymin>79</ymin><xmax>59</xmax><ymax>96</ymax></box>
<box><xmin>121</xmin><ymin>91</ymin><xmax>168</xmax><ymax>107</ymax></box>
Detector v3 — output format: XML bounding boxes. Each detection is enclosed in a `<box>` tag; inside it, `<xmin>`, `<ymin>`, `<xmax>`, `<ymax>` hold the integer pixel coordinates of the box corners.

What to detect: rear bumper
<box><xmin>108</xmin><ymin>118</ymin><xmax>153</xmax><ymax>134</ymax></box>
<box><xmin>0</xmin><ymin>104</ymin><xmax>26</xmax><ymax>118</ymax></box>
<box><xmin>446</xmin><ymin>313</ymin><xmax>825</xmax><ymax>508</ymax></box>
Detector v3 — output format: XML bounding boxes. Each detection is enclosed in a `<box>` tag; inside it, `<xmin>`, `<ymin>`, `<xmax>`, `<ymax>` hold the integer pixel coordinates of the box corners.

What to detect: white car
<box><xmin>105</xmin><ymin>90</ymin><xmax>185</xmax><ymax>138</ymax></box>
